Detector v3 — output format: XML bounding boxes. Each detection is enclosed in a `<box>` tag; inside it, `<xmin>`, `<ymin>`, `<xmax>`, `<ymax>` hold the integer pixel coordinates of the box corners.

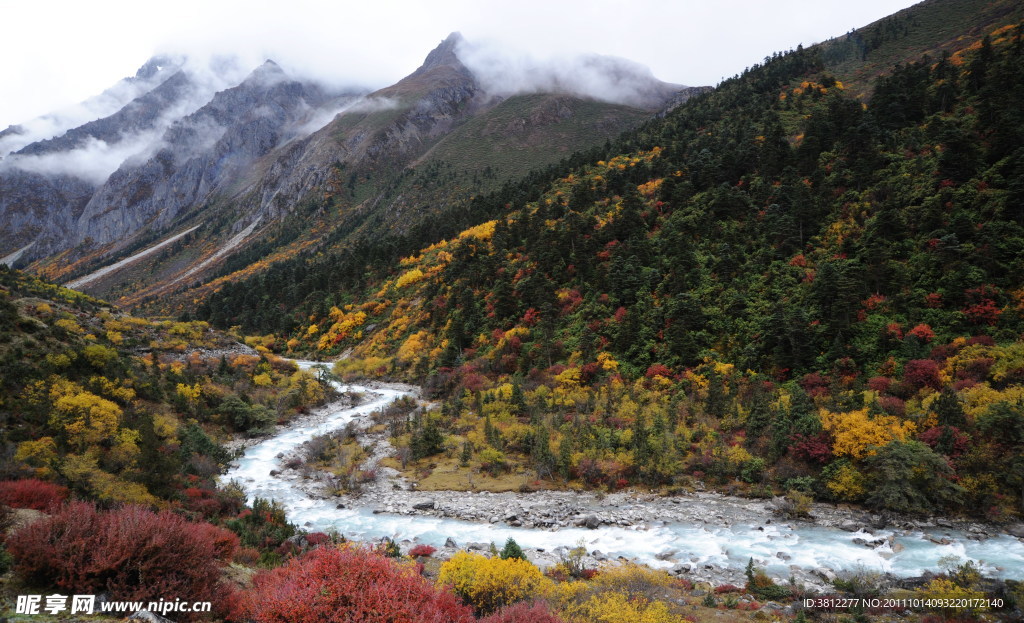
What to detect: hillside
<box><xmin>0</xmin><ymin>265</ymin><xmax>334</xmax><ymax>507</ymax></box>
<box><xmin>3</xmin><ymin>34</ymin><xmax>695</xmax><ymax>317</ymax></box>
<box><xmin>201</xmin><ymin>15</ymin><xmax>1024</xmax><ymax>521</ymax></box>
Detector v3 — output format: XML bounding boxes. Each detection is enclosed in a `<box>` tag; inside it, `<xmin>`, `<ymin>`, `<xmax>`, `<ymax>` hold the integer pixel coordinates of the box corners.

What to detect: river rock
<box><xmin>655</xmin><ymin>549</ymin><xmax>677</xmax><ymax>561</ymax></box>
<box><xmin>839</xmin><ymin>520</ymin><xmax>861</xmax><ymax>532</ymax></box>
<box><xmin>1006</xmin><ymin>524</ymin><xmax>1024</xmax><ymax>538</ymax></box>
<box><xmin>413</xmin><ymin>500</ymin><xmax>435</xmax><ymax>510</ymax></box>
<box><xmin>578</xmin><ymin>514</ymin><xmax>601</xmax><ymax>529</ymax></box>
<box><xmin>444</xmin><ymin>537</ymin><xmax>458</xmax><ymax>548</ymax></box>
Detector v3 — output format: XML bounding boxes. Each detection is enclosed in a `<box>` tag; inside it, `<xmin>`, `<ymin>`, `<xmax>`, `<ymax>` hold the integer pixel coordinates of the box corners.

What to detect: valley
<box><xmin>226</xmin><ymin>364</ymin><xmax>1024</xmax><ymax>590</ymax></box>
<box><xmin>2</xmin><ymin>0</ymin><xmax>1024</xmax><ymax>620</ymax></box>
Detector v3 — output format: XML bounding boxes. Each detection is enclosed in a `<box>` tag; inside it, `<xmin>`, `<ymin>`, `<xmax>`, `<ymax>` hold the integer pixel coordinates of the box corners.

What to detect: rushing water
<box><xmin>222</xmin><ymin>362</ymin><xmax>1024</xmax><ymax>581</ymax></box>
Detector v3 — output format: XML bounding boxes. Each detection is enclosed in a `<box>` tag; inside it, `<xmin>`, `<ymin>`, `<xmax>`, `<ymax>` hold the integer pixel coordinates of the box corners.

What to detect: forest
<box><xmin>198</xmin><ymin>26</ymin><xmax>1024</xmax><ymax>521</ymax></box>
<box><xmin>1</xmin><ymin>9</ymin><xmax>1024</xmax><ymax>623</ymax></box>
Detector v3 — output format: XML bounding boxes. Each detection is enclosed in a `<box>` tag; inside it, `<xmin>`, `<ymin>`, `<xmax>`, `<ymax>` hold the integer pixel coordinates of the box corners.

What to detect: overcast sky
<box><xmin>1</xmin><ymin>0</ymin><xmax>921</xmax><ymax>130</ymax></box>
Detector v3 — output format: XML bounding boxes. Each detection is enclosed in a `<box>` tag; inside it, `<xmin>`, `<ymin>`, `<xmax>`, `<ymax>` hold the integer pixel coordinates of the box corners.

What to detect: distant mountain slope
<box><xmin>198</xmin><ymin>13</ymin><xmax>1024</xmax><ymax>518</ymax></box>
<box><xmin>10</xmin><ymin>33</ymin><xmax>694</xmax><ymax>311</ymax></box>
<box><xmin>819</xmin><ymin>0</ymin><xmax>1023</xmax><ymax>95</ymax></box>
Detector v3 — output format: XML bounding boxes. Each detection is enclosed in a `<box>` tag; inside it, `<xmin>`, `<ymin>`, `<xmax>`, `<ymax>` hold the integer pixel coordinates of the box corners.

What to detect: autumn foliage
<box><xmin>437</xmin><ymin>551</ymin><xmax>549</xmax><ymax>615</ymax></box>
<box><xmin>478</xmin><ymin>601</ymin><xmax>566</xmax><ymax>623</ymax></box>
<box><xmin>8</xmin><ymin>502</ymin><xmax>236</xmax><ymax>617</ymax></box>
<box><xmin>237</xmin><ymin>545</ymin><xmax>474</xmax><ymax>623</ymax></box>
<box><xmin>0</xmin><ymin>479</ymin><xmax>69</xmax><ymax>511</ymax></box>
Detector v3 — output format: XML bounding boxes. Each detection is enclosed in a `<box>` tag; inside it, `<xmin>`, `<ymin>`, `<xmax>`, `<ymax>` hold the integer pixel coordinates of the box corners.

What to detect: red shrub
<box><xmin>479</xmin><ymin>601</ymin><xmax>566</xmax><ymax>623</ymax></box>
<box><xmin>0</xmin><ymin>479</ymin><xmax>69</xmax><ymax>511</ymax></box>
<box><xmin>8</xmin><ymin>502</ymin><xmax>235</xmax><ymax>618</ymax></box>
<box><xmin>907</xmin><ymin>324</ymin><xmax>935</xmax><ymax>342</ymax></box>
<box><xmin>409</xmin><ymin>544</ymin><xmax>437</xmax><ymax>557</ymax></box>
<box><xmin>645</xmin><ymin>364</ymin><xmax>674</xmax><ymax>379</ymax></box>
<box><xmin>799</xmin><ymin>372</ymin><xmax>830</xmax><ymax>398</ymax></box>
<box><xmin>716</xmin><ymin>584</ymin><xmax>742</xmax><ymax>594</ymax></box>
<box><xmin>866</xmin><ymin>376</ymin><xmax>893</xmax><ymax>394</ymax></box>
<box><xmin>878</xmin><ymin>395</ymin><xmax>906</xmax><ymax>417</ymax></box>
<box><xmin>903</xmin><ymin>359</ymin><xmax>942</xmax><ymax>390</ymax></box>
<box><xmin>306</xmin><ymin>532</ymin><xmax>332</xmax><ymax>547</ymax></box>
<box><xmin>790</xmin><ymin>433</ymin><xmax>832</xmax><ymax>464</ymax></box>
<box><xmin>237</xmin><ymin>546</ymin><xmax>474</xmax><ymax>623</ymax></box>
<box><xmin>918</xmin><ymin>426</ymin><xmax>970</xmax><ymax>458</ymax></box>
<box><xmin>233</xmin><ymin>547</ymin><xmax>261</xmax><ymax>566</ymax></box>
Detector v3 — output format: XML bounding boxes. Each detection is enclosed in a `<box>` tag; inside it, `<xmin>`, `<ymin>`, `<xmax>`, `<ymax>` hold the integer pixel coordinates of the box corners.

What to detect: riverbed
<box><xmin>221</xmin><ymin>363</ymin><xmax>1024</xmax><ymax>588</ymax></box>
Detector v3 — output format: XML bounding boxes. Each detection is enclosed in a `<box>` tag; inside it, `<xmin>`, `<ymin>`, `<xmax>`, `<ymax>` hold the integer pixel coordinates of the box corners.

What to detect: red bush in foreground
<box><xmin>479</xmin><ymin>601</ymin><xmax>566</xmax><ymax>623</ymax></box>
<box><xmin>0</xmin><ymin>479</ymin><xmax>69</xmax><ymax>511</ymax></box>
<box><xmin>8</xmin><ymin>502</ymin><xmax>236</xmax><ymax>618</ymax></box>
<box><xmin>236</xmin><ymin>545</ymin><xmax>474</xmax><ymax>623</ymax></box>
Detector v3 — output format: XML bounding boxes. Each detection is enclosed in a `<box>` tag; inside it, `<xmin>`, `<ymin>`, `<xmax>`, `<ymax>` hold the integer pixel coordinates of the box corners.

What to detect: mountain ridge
<box><xmin>6</xmin><ymin>33</ymin><xmax>696</xmax><ymax>311</ymax></box>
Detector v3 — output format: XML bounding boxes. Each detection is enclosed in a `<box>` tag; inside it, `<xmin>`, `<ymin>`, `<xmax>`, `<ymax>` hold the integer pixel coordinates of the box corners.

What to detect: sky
<box><xmin>0</xmin><ymin>0</ymin><xmax>922</xmax><ymax>131</ymax></box>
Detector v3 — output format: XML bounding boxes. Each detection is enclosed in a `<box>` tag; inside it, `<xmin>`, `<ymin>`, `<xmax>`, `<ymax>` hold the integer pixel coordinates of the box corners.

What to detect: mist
<box><xmin>455</xmin><ymin>39</ymin><xmax>679</xmax><ymax>107</ymax></box>
<box><xmin>291</xmin><ymin>95</ymin><xmax>397</xmax><ymax>138</ymax></box>
<box><xmin>1</xmin><ymin>131</ymin><xmax>165</xmax><ymax>184</ymax></box>
<box><xmin>0</xmin><ymin>66</ymin><xmax>174</xmax><ymax>158</ymax></box>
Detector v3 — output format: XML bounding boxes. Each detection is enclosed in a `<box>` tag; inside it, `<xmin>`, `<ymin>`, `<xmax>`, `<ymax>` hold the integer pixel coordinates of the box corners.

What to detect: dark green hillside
<box><xmin>197</xmin><ymin>15</ymin><xmax>1024</xmax><ymax>519</ymax></box>
<box><xmin>819</xmin><ymin>0</ymin><xmax>1023</xmax><ymax>95</ymax></box>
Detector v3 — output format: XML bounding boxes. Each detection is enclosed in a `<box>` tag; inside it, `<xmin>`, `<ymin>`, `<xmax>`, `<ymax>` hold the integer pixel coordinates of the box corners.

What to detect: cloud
<box><xmin>1</xmin><ymin>131</ymin><xmax>164</xmax><ymax>184</ymax></box>
<box><xmin>455</xmin><ymin>39</ymin><xmax>678</xmax><ymax>107</ymax></box>
<box><xmin>288</xmin><ymin>95</ymin><xmax>399</xmax><ymax>139</ymax></box>
<box><xmin>0</xmin><ymin>66</ymin><xmax>177</xmax><ymax>158</ymax></box>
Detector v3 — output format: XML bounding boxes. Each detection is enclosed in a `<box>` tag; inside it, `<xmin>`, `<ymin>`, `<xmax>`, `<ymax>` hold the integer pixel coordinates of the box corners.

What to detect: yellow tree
<box><xmin>49</xmin><ymin>380</ymin><xmax>121</xmax><ymax>449</ymax></box>
<box><xmin>819</xmin><ymin>407</ymin><xmax>915</xmax><ymax>460</ymax></box>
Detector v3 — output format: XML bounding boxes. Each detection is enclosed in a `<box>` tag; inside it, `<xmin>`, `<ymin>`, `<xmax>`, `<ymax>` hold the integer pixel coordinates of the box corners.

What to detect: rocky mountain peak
<box><xmin>134</xmin><ymin>55</ymin><xmax>184</xmax><ymax>81</ymax></box>
<box><xmin>414</xmin><ymin>32</ymin><xmax>467</xmax><ymax>75</ymax></box>
<box><xmin>243</xmin><ymin>60</ymin><xmax>288</xmax><ymax>87</ymax></box>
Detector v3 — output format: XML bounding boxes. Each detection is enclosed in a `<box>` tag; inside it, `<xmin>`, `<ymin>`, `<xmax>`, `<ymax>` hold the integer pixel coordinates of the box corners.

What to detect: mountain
<box><xmin>195</xmin><ymin>2</ymin><xmax>1024</xmax><ymax>519</ymax></box>
<box><xmin>0</xmin><ymin>55</ymin><xmax>183</xmax><ymax>158</ymax></box>
<box><xmin>0</xmin><ymin>34</ymin><xmax>697</xmax><ymax>314</ymax></box>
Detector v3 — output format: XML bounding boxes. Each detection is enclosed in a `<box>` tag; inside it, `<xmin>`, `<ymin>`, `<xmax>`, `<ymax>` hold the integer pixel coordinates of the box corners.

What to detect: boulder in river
<box><xmin>413</xmin><ymin>500</ymin><xmax>435</xmax><ymax>510</ymax></box>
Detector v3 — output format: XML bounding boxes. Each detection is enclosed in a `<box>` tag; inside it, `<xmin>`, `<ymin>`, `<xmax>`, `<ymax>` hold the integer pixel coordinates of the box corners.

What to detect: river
<box><xmin>221</xmin><ymin>362</ymin><xmax>1024</xmax><ymax>584</ymax></box>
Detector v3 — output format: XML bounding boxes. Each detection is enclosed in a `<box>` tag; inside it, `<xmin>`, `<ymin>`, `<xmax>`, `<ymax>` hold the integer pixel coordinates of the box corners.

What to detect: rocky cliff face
<box><xmin>2</xmin><ymin>34</ymin><xmax>702</xmax><ymax>300</ymax></box>
<box><xmin>75</xmin><ymin>61</ymin><xmax>337</xmax><ymax>247</ymax></box>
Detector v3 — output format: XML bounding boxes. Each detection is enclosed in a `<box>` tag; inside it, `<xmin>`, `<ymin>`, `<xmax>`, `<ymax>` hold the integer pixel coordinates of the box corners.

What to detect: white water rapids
<box><xmin>222</xmin><ymin>362</ymin><xmax>1024</xmax><ymax>582</ymax></box>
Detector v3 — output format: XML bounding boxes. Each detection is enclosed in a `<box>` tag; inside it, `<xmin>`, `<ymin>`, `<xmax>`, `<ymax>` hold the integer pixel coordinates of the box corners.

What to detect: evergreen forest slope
<box><xmin>199</xmin><ymin>17</ymin><xmax>1024</xmax><ymax>519</ymax></box>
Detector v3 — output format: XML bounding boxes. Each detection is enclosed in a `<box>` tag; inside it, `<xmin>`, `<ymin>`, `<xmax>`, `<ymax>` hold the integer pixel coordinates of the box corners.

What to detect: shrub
<box><xmin>564</xmin><ymin>591</ymin><xmax>685</xmax><ymax>623</ymax></box>
<box><xmin>380</xmin><ymin>536</ymin><xmax>402</xmax><ymax>558</ymax></box>
<box><xmin>903</xmin><ymin>359</ymin><xmax>942</xmax><ymax>390</ymax></box>
<box><xmin>0</xmin><ymin>478</ymin><xmax>69</xmax><ymax>511</ymax></box>
<box><xmin>437</xmin><ymin>551</ymin><xmax>549</xmax><ymax>615</ymax></box>
<box><xmin>744</xmin><ymin>558</ymin><xmax>789</xmax><ymax>601</ymax></box>
<box><xmin>410</xmin><ymin>544</ymin><xmax>437</xmax><ymax>558</ymax></box>
<box><xmin>479</xmin><ymin>601</ymin><xmax>565</xmax><ymax>623</ymax></box>
<box><xmin>591</xmin><ymin>563</ymin><xmax>673</xmax><ymax>600</ymax></box>
<box><xmin>238</xmin><ymin>546</ymin><xmax>474</xmax><ymax>623</ymax></box>
<box><xmin>224</xmin><ymin>496</ymin><xmax>296</xmax><ymax>551</ymax></box>
<box><xmin>8</xmin><ymin>502</ymin><xmax>235</xmax><ymax>617</ymax></box>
